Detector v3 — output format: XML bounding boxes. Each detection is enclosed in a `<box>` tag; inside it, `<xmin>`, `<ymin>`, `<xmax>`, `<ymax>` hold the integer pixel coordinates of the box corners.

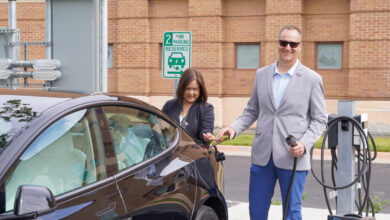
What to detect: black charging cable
<box><xmin>310</xmin><ymin>116</ymin><xmax>377</xmax><ymax>217</ymax></box>
<box><xmin>283</xmin><ymin>135</ymin><xmax>298</xmax><ymax>220</ymax></box>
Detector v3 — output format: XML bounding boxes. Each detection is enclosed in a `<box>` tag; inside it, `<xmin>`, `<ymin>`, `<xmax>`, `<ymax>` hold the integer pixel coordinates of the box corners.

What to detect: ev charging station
<box><xmin>0</xmin><ymin>0</ymin><xmax>108</xmax><ymax>93</ymax></box>
<box><xmin>312</xmin><ymin>100</ymin><xmax>376</xmax><ymax>220</ymax></box>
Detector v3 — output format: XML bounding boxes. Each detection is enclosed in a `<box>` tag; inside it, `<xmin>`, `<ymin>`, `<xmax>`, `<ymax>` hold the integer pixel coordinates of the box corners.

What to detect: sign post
<box><xmin>162</xmin><ymin>32</ymin><xmax>191</xmax><ymax>79</ymax></box>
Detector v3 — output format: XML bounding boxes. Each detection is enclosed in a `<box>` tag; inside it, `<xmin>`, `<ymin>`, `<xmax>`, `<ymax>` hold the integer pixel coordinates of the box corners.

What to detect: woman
<box><xmin>162</xmin><ymin>68</ymin><xmax>215</xmax><ymax>145</ymax></box>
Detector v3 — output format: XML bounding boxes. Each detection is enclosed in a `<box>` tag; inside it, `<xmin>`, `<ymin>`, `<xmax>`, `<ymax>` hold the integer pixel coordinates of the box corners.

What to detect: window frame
<box><xmin>315</xmin><ymin>42</ymin><xmax>343</xmax><ymax>70</ymax></box>
<box><xmin>108</xmin><ymin>43</ymin><xmax>113</xmax><ymax>69</ymax></box>
<box><xmin>235</xmin><ymin>42</ymin><xmax>261</xmax><ymax>70</ymax></box>
<box><xmin>158</xmin><ymin>43</ymin><xmax>163</xmax><ymax>70</ymax></box>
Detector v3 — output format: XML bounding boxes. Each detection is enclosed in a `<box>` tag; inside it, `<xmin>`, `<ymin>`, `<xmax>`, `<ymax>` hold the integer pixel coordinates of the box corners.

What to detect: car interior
<box><xmin>5</xmin><ymin>131</ymin><xmax>86</xmax><ymax>211</ymax></box>
<box><xmin>108</xmin><ymin>114</ymin><xmax>152</xmax><ymax>170</ymax></box>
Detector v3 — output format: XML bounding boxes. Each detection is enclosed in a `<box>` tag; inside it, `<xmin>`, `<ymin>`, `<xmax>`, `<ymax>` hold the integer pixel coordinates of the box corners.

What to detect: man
<box><xmin>217</xmin><ymin>25</ymin><xmax>327</xmax><ymax>220</ymax></box>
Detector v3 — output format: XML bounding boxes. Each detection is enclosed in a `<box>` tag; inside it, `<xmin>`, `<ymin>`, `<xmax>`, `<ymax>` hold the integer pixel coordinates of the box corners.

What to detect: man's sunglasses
<box><xmin>279</xmin><ymin>40</ymin><xmax>300</xmax><ymax>48</ymax></box>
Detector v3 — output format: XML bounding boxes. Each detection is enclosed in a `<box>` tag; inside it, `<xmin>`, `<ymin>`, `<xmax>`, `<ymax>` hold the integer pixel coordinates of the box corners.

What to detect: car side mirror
<box><xmin>14</xmin><ymin>185</ymin><xmax>56</xmax><ymax>216</ymax></box>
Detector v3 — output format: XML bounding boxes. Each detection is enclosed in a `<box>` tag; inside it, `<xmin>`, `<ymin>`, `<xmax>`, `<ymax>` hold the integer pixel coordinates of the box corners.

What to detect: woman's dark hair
<box><xmin>176</xmin><ymin>68</ymin><xmax>208</xmax><ymax>105</ymax></box>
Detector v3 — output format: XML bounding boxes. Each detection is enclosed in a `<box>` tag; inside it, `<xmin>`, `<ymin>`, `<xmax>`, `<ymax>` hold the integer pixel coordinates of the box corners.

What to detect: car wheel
<box><xmin>195</xmin><ymin>205</ymin><xmax>219</xmax><ymax>220</ymax></box>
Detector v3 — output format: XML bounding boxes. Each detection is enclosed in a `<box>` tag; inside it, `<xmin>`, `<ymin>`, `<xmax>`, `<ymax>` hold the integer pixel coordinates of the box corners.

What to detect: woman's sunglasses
<box><xmin>279</xmin><ymin>40</ymin><xmax>300</xmax><ymax>48</ymax></box>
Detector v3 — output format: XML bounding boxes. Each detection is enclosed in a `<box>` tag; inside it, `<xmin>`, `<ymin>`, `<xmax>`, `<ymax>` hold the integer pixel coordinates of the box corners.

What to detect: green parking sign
<box><xmin>162</xmin><ymin>32</ymin><xmax>192</xmax><ymax>78</ymax></box>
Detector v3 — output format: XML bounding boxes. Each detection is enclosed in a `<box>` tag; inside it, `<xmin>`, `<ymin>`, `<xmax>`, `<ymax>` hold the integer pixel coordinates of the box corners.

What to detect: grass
<box><xmin>218</xmin><ymin>134</ymin><xmax>390</xmax><ymax>152</ymax></box>
<box><xmin>218</xmin><ymin>134</ymin><xmax>254</xmax><ymax>146</ymax></box>
<box><xmin>371</xmin><ymin>195</ymin><xmax>389</xmax><ymax>213</ymax></box>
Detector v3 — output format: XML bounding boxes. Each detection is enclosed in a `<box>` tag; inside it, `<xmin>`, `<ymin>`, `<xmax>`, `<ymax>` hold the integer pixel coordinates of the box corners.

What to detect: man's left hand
<box><xmin>289</xmin><ymin>141</ymin><xmax>306</xmax><ymax>158</ymax></box>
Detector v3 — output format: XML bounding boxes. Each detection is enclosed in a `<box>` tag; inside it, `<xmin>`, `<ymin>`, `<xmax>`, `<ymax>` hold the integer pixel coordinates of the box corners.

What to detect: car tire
<box><xmin>195</xmin><ymin>205</ymin><xmax>219</xmax><ymax>220</ymax></box>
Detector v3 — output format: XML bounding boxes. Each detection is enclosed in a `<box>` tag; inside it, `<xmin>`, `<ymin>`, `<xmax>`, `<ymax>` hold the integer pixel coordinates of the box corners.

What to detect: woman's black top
<box><xmin>162</xmin><ymin>99</ymin><xmax>214</xmax><ymax>146</ymax></box>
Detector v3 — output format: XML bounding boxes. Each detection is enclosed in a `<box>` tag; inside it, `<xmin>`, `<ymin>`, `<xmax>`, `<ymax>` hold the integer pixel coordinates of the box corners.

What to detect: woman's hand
<box><xmin>203</xmin><ymin>132</ymin><xmax>216</xmax><ymax>142</ymax></box>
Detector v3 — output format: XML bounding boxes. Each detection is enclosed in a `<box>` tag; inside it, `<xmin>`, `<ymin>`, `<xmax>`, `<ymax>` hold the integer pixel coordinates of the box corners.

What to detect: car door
<box><xmin>101</xmin><ymin>105</ymin><xmax>199</xmax><ymax>219</ymax></box>
<box><xmin>0</xmin><ymin>108</ymin><xmax>126</xmax><ymax>219</ymax></box>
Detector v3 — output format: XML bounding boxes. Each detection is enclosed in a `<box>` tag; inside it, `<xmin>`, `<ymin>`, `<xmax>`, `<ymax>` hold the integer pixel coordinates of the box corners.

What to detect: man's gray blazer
<box><xmin>231</xmin><ymin>61</ymin><xmax>327</xmax><ymax>171</ymax></box>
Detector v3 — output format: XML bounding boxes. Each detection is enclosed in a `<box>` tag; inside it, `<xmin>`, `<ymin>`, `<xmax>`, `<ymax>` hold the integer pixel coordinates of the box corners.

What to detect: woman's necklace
<box><xmin>179</xmin><ymin>104</ymin><xmax>191</xmax><ymax>128</ymax></box>
<box><xmin>181</xmin><ymin>104</ymin><xmax>192</xmax><ymax>116</ymax></box>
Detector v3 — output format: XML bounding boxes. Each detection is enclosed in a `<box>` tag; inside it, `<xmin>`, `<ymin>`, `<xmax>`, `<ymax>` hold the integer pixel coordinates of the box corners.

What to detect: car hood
<box><xmin>0</xmin><ymin>95</ymin><xmax>71</xmax><ymax>152</ymax></box>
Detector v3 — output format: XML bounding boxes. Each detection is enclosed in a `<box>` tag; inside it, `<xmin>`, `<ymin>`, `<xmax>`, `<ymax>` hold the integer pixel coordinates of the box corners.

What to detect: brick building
<box><xmin>0</xmin><ymin>0</ymin><xmax>390</xmax><ymax>131</ymax></box>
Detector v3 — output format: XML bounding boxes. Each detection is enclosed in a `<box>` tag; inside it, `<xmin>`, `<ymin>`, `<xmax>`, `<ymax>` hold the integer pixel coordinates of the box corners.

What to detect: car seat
<box><xmin>108</xmin><ymin>115</ymin><xmax>151</xmax><ymax>170</ymax></box>
<box><xmin>71</xmin><ymin>120</ymin><xmax>97</xmax><ymax>184</ymax></box>
<box><xmin>5</xmin><ymin>131</ymin><xmax>86</xmax><ymax>211</ymax></box>
<box><xmin>132</xmin><ymin>123</ymin><xmax>165</xmax><ymax>160</ymax></box>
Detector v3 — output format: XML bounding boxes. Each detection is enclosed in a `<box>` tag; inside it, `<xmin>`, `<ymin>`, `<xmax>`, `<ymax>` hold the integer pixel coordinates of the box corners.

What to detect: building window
<box><xmin>108</xmin><ymin>44</ymin><xmax>113</xmax><ymax>68</ymax></box>
<box><xmin>317</xmin><ymin>43</ymin><xmax>342</xmax><ymax>69</ymax></box>
<box><xmin>236</xmin><ymin>44</ymin><xmax>260</xmax><ymax>69</ymax></box>
<box><xmin>159</xmin><ymin>43</ymin><xmax>162</xmax><ymax>70</ymax></box>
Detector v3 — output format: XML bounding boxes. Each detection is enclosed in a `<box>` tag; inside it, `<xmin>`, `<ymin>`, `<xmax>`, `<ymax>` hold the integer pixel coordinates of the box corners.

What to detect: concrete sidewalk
<box><xmin>228</xmin><ymin>201</ymin><xmax>390</xmax><ymax>220</ymax></box>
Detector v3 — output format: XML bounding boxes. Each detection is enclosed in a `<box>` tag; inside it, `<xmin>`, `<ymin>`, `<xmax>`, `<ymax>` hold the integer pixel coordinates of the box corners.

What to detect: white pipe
<box><xmin>101</xmin><ymin>0</ymin><xmax>108</xmax><ymax>92</ymax></box>
<box><xmin>8</xmin><ymin>0</ymin><xmax>16</xmax><ymax>30</ymax></box>
<box><xmin>94</xmin><ymin>0</ymin><xmax>108</xmax><ymax>92</ymax></box>
<box><xmin>8</xmin><ymin>0</ymin><xmax>17</xmax><ymax>60</ymax></box>
<box><xmin>8</xmin><ymin>0</ymin><xmax>18</xmax><ymax>88</ymax></box>
<box><xmin>45</xmin><ymin>0</ymin><xmax>52</xmax><ymax>59</ymax></box>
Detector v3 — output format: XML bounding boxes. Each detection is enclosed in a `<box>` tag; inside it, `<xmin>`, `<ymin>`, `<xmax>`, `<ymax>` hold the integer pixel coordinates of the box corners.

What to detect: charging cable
<box><xmin>310</xmin><ymin>116</ymin><xmax>377</xmax><ymax>217</ymax></box>
<box><xmin>283</xmin><ymin>135</ymin><xmax>298</xmax><ymax>220</ymax></box>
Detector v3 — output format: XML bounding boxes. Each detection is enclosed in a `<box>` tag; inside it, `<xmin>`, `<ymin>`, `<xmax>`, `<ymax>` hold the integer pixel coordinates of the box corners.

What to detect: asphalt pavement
<box><xmin>220</xmin><ymin>145</ymin><xmax>390</xmax><ymax>220</ymax></box>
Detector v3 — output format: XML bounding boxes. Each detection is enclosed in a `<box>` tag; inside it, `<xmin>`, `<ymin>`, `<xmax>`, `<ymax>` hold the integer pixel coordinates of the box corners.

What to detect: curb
<box><xmin>218</xmin><ymin>145</ymin><xmax>390</xmax><ymax>163</ymax></box>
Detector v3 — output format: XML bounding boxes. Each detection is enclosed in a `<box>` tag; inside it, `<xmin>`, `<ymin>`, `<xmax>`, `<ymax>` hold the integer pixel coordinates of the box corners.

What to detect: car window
<box><xmin>4</xmin><ymin>108</ymin><xmax>106</xmax><ymax>211</ymax></box>
<box><xmin>103</xmin><ymin>106</ymin><xmax>173</xmax><ymax>171</ymax></box>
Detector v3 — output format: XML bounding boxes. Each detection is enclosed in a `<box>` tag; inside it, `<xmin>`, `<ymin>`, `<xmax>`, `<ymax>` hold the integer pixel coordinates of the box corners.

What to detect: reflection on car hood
<box><xmin>0</xmin><ymin>95</ymin><xmax>71</xmax><ymax>152</ymax></box>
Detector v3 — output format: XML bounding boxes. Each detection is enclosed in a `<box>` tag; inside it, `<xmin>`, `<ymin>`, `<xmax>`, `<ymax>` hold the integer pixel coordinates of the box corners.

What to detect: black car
<box><xmin>0</xmin><ymin>89</ymin><xmax>227</xmax><ymax>220</ymax></box>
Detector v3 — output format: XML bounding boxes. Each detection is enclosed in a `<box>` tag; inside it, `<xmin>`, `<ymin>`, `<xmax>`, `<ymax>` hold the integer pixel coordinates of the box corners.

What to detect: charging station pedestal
<box><xmin>337</xmin><ymin>100</ymin><xmax>356</xmax><ymax>215</ymax></box>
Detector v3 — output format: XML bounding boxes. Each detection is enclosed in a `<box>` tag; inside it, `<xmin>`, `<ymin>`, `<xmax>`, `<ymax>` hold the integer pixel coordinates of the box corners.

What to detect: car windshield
<box><xmin>21</xmin><ymin>109</ymin><xmax>86</xmax><ymax>161</ymax></box>
<box><xmin>0</xmin><ymin>95</ymin><xmax>70</xmax><ymax>154</ymax></box>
